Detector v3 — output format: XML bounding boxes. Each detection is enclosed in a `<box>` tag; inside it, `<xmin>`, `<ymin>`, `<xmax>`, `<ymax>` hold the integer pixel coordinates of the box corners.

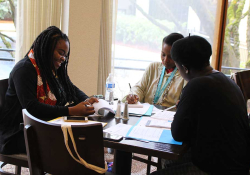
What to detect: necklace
<box><xmin>153</xmin><ymin>67</ymin><xmax>177</xmax><ymax>104</ymax></box>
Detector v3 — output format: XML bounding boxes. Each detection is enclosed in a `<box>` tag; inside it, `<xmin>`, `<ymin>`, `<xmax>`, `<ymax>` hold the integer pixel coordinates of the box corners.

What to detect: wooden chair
<box><xmin>231</xmin><ymin>70</ymin><xmax>250</xmax><ymax>103</ymax></box>
<box><xmin>0</xmin><ymin>79</ymin><xmax>28</xmax><ymax>175</ymax></box>
<box><xmin>22</xmin><ymin>109</ymin><xmax>115</xmax><ymax>175</ymax></box>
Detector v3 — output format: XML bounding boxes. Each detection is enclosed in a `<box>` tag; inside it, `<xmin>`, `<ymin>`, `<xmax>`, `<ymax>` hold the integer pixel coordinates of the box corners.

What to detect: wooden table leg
<box><xmin>113</xmin><ymin>149</ymin><xmax>132</xmax><ymax>175</ymax></box>
<box><xmin>147</xmin><ymin>155</ymin><xmax>151</xmax><ymax>175</ymax></box>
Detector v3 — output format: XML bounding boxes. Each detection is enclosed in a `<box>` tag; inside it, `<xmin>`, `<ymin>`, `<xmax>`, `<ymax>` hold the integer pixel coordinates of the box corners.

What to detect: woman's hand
<box><xmin>126</xmin><ymin>94</ymin><xmax>139</xmax><ymax>104</ymax></box>
<box><xmin>86</xmin><ymin>97</ymin><xmax>99</xmax><ymax>104</ymax></box>
<box><xmin>68</xmin><ymin>101</ymin><xmax>95</xmax><ymax>116</ymax></box>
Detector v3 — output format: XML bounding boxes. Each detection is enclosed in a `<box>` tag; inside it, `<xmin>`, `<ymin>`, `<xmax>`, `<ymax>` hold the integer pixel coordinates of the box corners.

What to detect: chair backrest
<box><xmin>0</xmin><ymin>79</ymin><xmax>8</xmax><ymax>112</ymax></box>
<box><xmin>22</xmin><ymin>109</ymin><xmax>106</xmax><ymax>175</ymax></box>
<box><xmin>232</xmin><ymin>70</ymin><xmax>250</xmax><ymax>103</ymax></box>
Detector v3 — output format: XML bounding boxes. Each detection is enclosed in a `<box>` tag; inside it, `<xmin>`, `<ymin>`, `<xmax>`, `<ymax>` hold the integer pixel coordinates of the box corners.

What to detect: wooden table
<box><xmin>89</xmin><ymin>110</ymin><xmax>189</xmax><ymax>175</ymax></box>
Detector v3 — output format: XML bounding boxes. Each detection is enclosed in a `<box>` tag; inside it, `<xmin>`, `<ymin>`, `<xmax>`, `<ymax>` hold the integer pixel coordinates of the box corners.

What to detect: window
<box><xmin>113</xmin><ymin>0</ymin><xmax>220</xmax><ymax>99</ymax></box>
<box><xmin>0</xmin><ymin>0</ymin><xmax>17</xmax><ymax>79</ymax></box>
<box><xmin>221</xmin><ymin>0</ymin><xmax>250</xmax><ymax>75</ymax></box>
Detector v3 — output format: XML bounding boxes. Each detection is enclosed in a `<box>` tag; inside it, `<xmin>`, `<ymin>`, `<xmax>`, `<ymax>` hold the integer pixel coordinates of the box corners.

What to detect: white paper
<box><xmin>103</xmin><ymin>123</ymin><xmax>132</xmax><ymax>136</ymax></box>
<box><xmin>135</xmin><ymin>117</ymin><xmax>151</xmax><ymax>127</ymax></box>
<box><xmin>127</xmin><ymin>126</ymin><xmax>163</xmax><ymax>141</ymax></box>
<box><xmin>150</xmin><ymin>110</ymin><xmax>175</xmax><ymax>121</ymax></box>
<box><xmin>92</xmin><ymin>99</ymin><xmax>115</xmax><ymax>115</ymax></box>
<box><xmin>147</xmin><ymin>120</ymin><xmax>172</xmax><ymax>129</ymax></box>
<box><xmin>152</xmin><ymin>106</ymin><xmax>163</xmax><ymax>113</ymax></box>
<box><xmin>136</xmin><ymin>117</ymin><xmax>171</xmax><ymax>129</ymax></box>
<box><xmin>49</xmin><ymin>117</ymin><xmax>106</xmax><ymax>127</ymax></box>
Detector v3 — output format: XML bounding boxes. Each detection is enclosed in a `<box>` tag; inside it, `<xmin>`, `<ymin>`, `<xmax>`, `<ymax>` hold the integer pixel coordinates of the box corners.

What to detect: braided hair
<box><xmin>25</xmin><ymin>26</ymin><xmax>77</xmax><ymax>104</ymax></box>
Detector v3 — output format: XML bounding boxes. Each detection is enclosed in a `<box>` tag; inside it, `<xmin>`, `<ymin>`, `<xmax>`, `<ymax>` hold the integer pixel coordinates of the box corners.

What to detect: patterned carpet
<box><xmin>2</xmin><ymin>148</ymin><xmax>158</xmax><ymax>175</ymax></box>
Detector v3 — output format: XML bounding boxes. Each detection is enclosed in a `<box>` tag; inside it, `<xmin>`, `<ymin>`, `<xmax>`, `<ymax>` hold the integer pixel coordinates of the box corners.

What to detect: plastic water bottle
<box><xmin>105</xmin><ymin>73</ymin><xmax>115</xmax><ymax>105</ymax></box>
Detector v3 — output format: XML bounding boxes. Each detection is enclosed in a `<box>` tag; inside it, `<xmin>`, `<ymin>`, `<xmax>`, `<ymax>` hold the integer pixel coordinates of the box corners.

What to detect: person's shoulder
<box><xmin>187</xmin><ymin>72</ymin><xmax>224</xmax><ymax>88</ymax></box>
<box><xmin>11</xmin><ymin>56</ymin><xmax>35</xmax><ymax>75</ymax></box>
<box><xmin>146</xmin><ymin>62</ymin><xmax>162</xmax><ymax>71</ymax></box>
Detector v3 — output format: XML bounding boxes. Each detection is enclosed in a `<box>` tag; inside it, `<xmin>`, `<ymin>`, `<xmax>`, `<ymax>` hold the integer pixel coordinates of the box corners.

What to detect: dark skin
<box><xmin>175</xmin><ymin>62</ymin><xmax>217</xmax><ymax>82</ymax></box>
<box><xmin>52</xmin><ymin>39</ymin><xmax>99</xmax><ymax>116</ymax></box>
<box><xmin>161</xmin><ymin>43</ymin><xmax>176</xmax><ymax>70</ymax></box>
<box><xmin>126</xmin><ymin>93</ymin><xmax>139</xmax><ymax>104</ymax></box>
<box><xmin>127</xmin><ymin>43</ymin><xmax>176</xmax><ymax>104</ymax></box>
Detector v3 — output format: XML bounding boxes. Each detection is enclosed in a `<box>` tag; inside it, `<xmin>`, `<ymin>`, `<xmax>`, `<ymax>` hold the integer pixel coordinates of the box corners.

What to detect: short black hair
<box><xmin>163</xmin><ymin>33</ymin><xmax>184</xmax><ymax>46</ymax></box>
<box><xmin>170</xmin><ymin>35</ymin><xmax>212</xmax><ymax>70</ymax></box>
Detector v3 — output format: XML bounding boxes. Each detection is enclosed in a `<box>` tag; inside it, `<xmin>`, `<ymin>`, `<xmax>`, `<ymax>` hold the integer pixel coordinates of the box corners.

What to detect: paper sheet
<box><xmin>146</xmin><ymin>120</ymin><xmax>172</xmax><ymax>129</ymax></box>
<box><xmin>126</xmin><ymin>125</ymin><xmax>182</xmax><ymax>145</ymax></box>
<box><xmin>103</xmin><ymin>123</ymin><xmax>132</xmax><ymax>136</ymax></box>
<box><xmin>92</xmin><ymin>99</ymin><xmax>115</xmax><ymax>115</ymax></box>
<box><xmin>48</xmin><ymin>117</ymin><xmax>107</xmax><ymax>127</ymax></box>
<box><xmin>135</xmin><ymin>117</ymin><xmax>171</xmax><ymax>129</ymax></box>
<box><xmin>150</xmin><ymin>110</ymin><xmax>175</xmax><ymax>121</ymax></box>
<box><xmin>127</xmin><ymin>126</ymin><xmax>163</xmax><ymax>141</ymax></box>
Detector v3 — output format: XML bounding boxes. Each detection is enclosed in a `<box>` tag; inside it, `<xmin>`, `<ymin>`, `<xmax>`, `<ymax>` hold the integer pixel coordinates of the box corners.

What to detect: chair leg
<box><xmin>14</xmin><ymin>165</ymin><xmax>21</xmax><ymax>175</ymax></box>
<box><xmin>157</xmin><ymin>158</ymin><xmax>162</xmax><ymax>170</ymax></box>
<box><xmin>147</xmin><ymin>156</ymin><xmax>151</xmax><ymax>175</ymax></box>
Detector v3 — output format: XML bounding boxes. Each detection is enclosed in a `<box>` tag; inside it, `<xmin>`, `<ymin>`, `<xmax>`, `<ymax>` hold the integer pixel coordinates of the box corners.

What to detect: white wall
<box><xmin>68</xmin><ymin>0</ymin><xmax>102</xmax><ymax>96</ymax></box>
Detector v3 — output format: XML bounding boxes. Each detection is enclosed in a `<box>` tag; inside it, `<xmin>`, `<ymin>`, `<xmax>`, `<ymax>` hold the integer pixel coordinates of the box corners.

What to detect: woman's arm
<box><xmin>74</xmin><ymin>85</ymin><xmax>89</xmax><ymax>102</ymax></box>
<box><xmin>12</xmin><ymin>65</ymin><xmax>69</xmax><ymax>119</ymax></box>
<box><xmin>171</xmin><ymin>82</ymin><xmax>198</xmax><ymax>141</ymax></box>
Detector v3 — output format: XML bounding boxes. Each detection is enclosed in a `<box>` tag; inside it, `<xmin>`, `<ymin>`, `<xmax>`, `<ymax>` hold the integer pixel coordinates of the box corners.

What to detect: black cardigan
<box><xmin>0</xmin><ymin>56</ymin><xmax>88</xmax><ymax>154</ymax></box>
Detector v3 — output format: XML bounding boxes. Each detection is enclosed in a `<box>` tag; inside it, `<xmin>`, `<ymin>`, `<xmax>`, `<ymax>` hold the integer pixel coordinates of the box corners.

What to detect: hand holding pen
<box><xmin>126</xmin><ymin>83</ymin><xmax>139</xmax><ymax>104</ymax></box>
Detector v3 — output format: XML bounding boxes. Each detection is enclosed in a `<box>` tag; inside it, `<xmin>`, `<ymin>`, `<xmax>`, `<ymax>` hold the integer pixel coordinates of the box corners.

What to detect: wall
<box><xmin>68</xmin><ymin>0</ymin><xmax>102</xmax><ymax>96</ymax></box>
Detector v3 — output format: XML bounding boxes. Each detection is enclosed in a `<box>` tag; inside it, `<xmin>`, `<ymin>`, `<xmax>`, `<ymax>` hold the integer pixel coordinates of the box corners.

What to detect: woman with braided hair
<box><xmin>0</xmin><ymin>26</ymin><xmax>98</xmax><ymax>154</ymax></box>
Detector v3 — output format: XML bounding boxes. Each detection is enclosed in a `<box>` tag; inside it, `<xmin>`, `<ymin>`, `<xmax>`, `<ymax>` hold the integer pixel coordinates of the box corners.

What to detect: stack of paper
<box><xmin>103</xmin><ymin>123</ymin><xmax>182</xmax><ymax>145</ymax></box>
<box><xmin>150</xmin><ymin>110</ymin><xmax>175</xmax><ymax>121</ymax></box>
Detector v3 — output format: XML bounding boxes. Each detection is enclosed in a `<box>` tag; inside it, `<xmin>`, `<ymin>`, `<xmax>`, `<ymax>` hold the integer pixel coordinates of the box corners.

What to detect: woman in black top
<box><xmin>152</xmin><ymin>35</ymin><xmax>250</xmax><ymax>174</ymax></box>
<box><xmin>0</xmin><ymin>26</ymin><xmax>98</xmax><ymax>154</ymax></box>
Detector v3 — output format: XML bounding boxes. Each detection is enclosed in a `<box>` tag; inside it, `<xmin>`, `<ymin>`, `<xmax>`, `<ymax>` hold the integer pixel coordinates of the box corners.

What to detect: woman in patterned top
<box><xmin>0</xmin><ymin>26</ymin><xmax>98</xmax><ymax>154</ymax></box>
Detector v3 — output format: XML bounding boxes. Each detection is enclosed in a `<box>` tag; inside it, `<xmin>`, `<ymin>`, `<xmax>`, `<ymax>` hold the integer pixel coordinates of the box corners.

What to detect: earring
<box><xmin>182</xmin><ymin>65</ymin><xmax>189</xmax><ymax>74</ymax></box>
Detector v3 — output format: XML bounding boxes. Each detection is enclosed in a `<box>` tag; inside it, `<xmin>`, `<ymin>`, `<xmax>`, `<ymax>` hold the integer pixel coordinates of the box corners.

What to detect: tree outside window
<box><xmin>221</xmin><ymin>0</ymin><xmax>250</xmax><ymax>74</ymax></box>
<box><xmin>0</xmin><ymin>0</ymin><xmax>16</xmax><ymax>79</ymax></box>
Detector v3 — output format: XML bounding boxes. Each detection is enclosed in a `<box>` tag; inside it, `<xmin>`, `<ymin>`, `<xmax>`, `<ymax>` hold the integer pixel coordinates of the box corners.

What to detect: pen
<box><xmin>129</xmin><ymin>83</ymin><xmax>134</xmax><ymax>96</ymax></box>
<box><xmin>129</xmin><ymin>83</ymin><xmax>132</xmax><ymax>90</ymax></box>
<box><xmin>164</xmin><ymin>105</ymin><xmax>176</xmax><ymax>111</ymax></box>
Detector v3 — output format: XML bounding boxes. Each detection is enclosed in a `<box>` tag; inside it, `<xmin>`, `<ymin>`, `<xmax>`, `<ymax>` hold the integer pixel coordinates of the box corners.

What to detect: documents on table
<box><xmin>145</xmin><ymin>119</ymin><xmax>172</xmax><ymax>129</ymax></box>
<box><xmin>150</xmin><ymin>110</ymin><xmax>175</xmax><ymax>121</ymax></box>
<box><xmin>127</xmin><ymin>125</ymin><xmax>182</xmax><ymax>145</ymax></box>
<box><xmin>127</xmin><ymin>125</ymin><xmax>163</xmax><ymax>142</ymax></box>
<box><xmin>135</xmin><ymin>117</ymin><xmax>172</xmax><ymax>129</ymax></box>
<box><xmin>48</xmin><ymin>117</ymin><xmax>107</xmax><ymax>127</ymax></box>
<box><xmin>103</xmin><ymin>123</ymin><xmax>132</xmax><ymax>136</ymax></box>
<box><xmin>103</xmin><ymin>123</ymin><xmax>182</xmax><ymax>145</ymax></box>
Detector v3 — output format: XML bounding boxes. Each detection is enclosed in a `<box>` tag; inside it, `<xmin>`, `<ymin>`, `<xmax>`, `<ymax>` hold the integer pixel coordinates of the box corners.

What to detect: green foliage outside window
<box><xmin>116</xmin><ymin>14</ymin><xmax>175</xmax><ymax>50</ymax></box>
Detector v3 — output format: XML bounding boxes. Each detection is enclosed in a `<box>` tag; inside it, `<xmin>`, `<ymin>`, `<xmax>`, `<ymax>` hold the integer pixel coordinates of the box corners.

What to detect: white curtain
<box><xmin>16</xmin><ymin>0</ymin><xmax>66</xmax><ymax>62</ymax></box>
<box><xmin>97</xmin><ymin>0</ymin><xmax>118</xmax><ymax>95</ymax></box>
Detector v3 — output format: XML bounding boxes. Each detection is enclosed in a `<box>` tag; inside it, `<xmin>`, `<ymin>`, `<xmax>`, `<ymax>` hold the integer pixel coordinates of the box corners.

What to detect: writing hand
<box><xmin>126</xmin><ymin>94</ymin><xmax>139</xmax><ymax>104</ymax></box>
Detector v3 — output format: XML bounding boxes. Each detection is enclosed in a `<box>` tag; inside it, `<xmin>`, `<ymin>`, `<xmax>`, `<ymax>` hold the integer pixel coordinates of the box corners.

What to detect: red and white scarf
<box><xmin>28</xmin><ymin>49</ymin><xmax>57</xmax><ymax>105</ymax></box>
